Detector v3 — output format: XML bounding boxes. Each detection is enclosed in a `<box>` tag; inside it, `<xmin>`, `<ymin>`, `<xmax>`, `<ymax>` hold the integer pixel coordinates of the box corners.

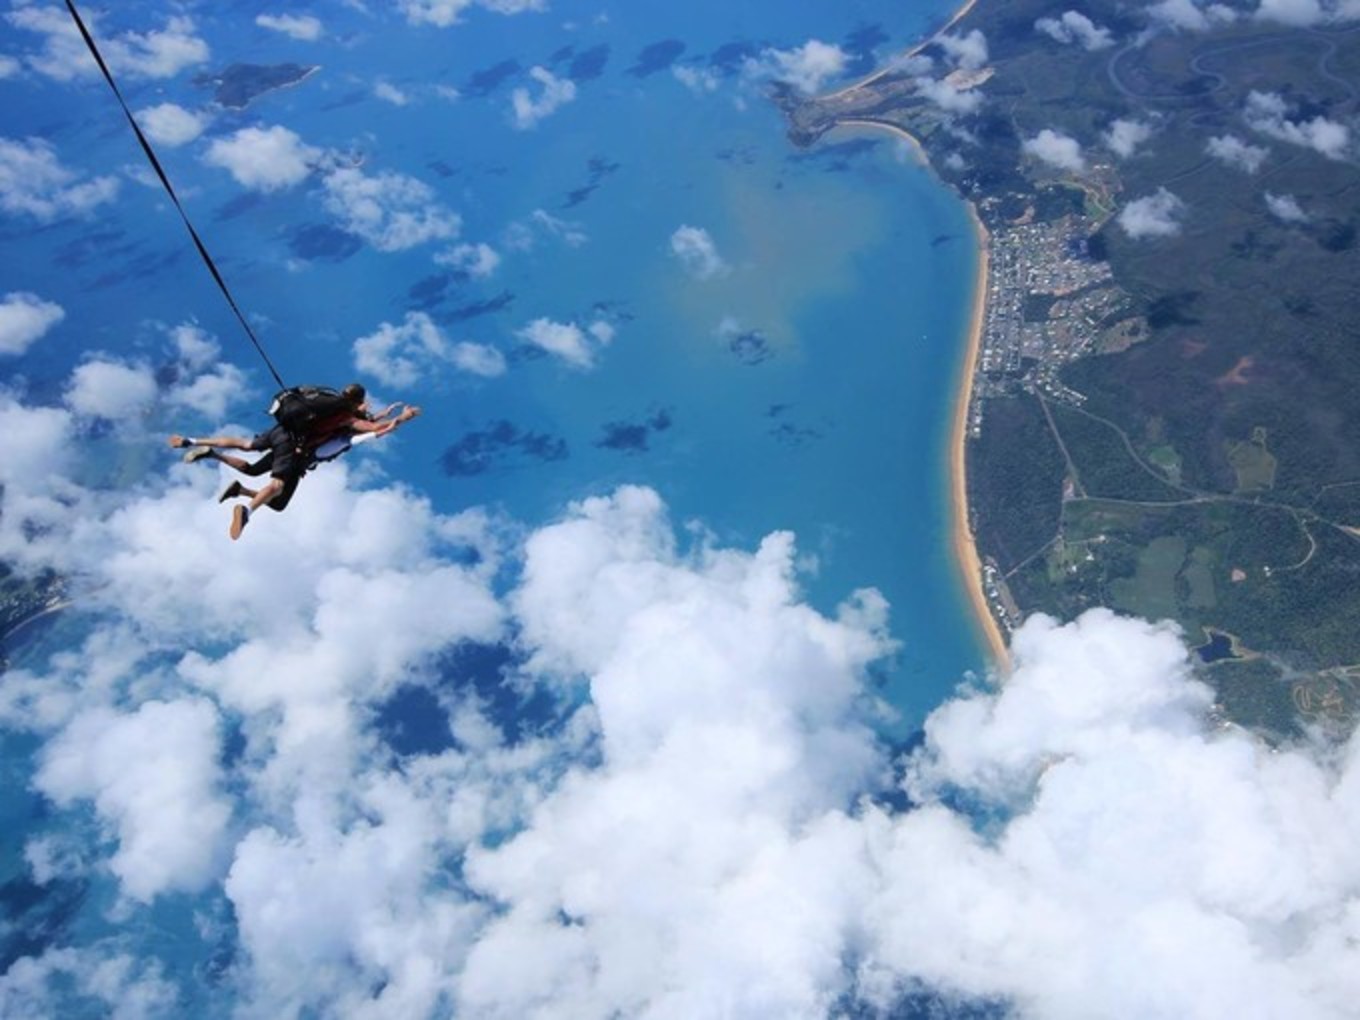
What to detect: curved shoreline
<box><xmin>831</xmin><ymin>118</ymin><xmax>1010</xmax><ymax>671</ymax></box>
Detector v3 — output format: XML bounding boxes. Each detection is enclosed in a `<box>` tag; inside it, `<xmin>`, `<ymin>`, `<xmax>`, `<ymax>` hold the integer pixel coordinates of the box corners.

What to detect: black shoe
<box><xmin>218</xmin><ymin>481</ymin><xmax>244</xmax><ymax>504</ymax></box>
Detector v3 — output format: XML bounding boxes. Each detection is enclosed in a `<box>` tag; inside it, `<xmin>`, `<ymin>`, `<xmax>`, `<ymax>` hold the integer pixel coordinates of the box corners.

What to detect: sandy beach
<box><xmin>956</xmin><ymin>207</ymin><xmax>1011</xmax><ymax>670</ymax></box>
<box><xmin>830</xmin><ymin>118</ymin><xmax>1010</xmax><ymax>671</ymax></box>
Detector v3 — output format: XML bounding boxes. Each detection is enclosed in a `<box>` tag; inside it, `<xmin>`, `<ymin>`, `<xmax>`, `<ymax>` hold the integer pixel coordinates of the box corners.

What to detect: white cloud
<box><xmin>0</xmin><ymin>136</ymin><xmax>119</xmax><ymax>220</ymax></box>
<box><xmin>745</xmin><ymin>39</ymin><xmax>849</xmax><ymax>94</ymax></box>
<box><xmin>1036</xmin><ymin>10</ymin><xmax>1116</xmax><ymax>49</ymax></box>
<box><xmin>511</xmin><ymin>66</ymin><xmax>576</xmax><ymax>129</ymax></box>
<box><xmin>669</xmin><ymin>224</ymin><xmax>729</xmax><ymax>279</ymax></box>
<box><xmin>398</xmin><ymin>0</ymin><xmax>547</xmax><ymax>27</ymax></box>
<box><xmin>8</xmin><ymin>362</ymin><xmax>1360</xmax><ymax>1020</ymax></box>
<box><xmin>1207</xmin><ymin>133</ymin><xmax>1269</xmax><ymax>171</ymax></box>
<box><xmin>136</xmin><ymin>102</ymin><xmax>208</xmax><ymax>148</ymax></box>
<box><xmin>914</xmin><ymin>75</ymin><xmax>985</xmax><ymax>114</ymax></box>
<box><xmin>165</xmin><ymin>325</ymin><xmax>248</xmax><ymax>420</ymax></box>
<box><xmin>938</xmin><ymin>29</ymin><xmax>989</xmax><ymax>70</ymax></box>
<box><xmin>353</xmin><ymin>311</ymin><xmax>456</xmax><ymax>387</ymax></box>
<box><xmin>1244</xmin><ymin>90</ymin><xmax>1351</xmax><ymax>159</ymax></box>
<box><xmin>321</xmin><ymin>167</ymin><xmax>460</xmax><ymax>251</ymax></box>
<box><xmin>1146</xmin><ymin>0</ymin><xmax>1240</xmax><ymax>31</ymax></box>
<box><xmin>452</xmin><ymin>341</ymin><xmax>508</xmax><ymax>377</ymax></box>
<box><xmin>375</xmin><ymin>80</ymin><xmax>410</xmax><ymax>106</ymax></box>
<box><xmin>434</xmin><ymin>241</ymin><xmax>501</xmax><ymax>278</ymax></box>
<box><xmin>673</xmin><ymin>63</ymin><xmax>721</xmax><ymax>94</ymax></box>
<box><xmin>36</xmin><ymin>699</ymin><xmax>231</xmax><ymax>902</ymax></box>
<box><xmin>5</xmin><ymin>7</ymin><xmax>208</xmax><ymax>81</ymax></box>
<box><xmin>0</xmin><ymin>54</ymin><xmax>20</xmax><ymax>79</ymax></box>
<box><xmin>0</xmin><ymin>291</ymin><xmax>64</xmax><ymax>356</ymax></box>
<box><xmin>1254</xmin><ymin>0</ymin><xmax>1360</xmax><ymax>24</ymax></box>
<box><xmin>203</xmin><ymin>125</ymin><xmax>321</xmax><ymax>192</ymax></box>
<box><xmin>256</xmin><ymin>13</ymin><xmax>324</xmax><ymax>40</ymax></box>
<box><xmin>64</xmin><ymin>357</ymin><xmax>158</xmax><ymax>420</ymax></box>
<box><xmin>1265</xmin><ymin>191</ymin><xmax>1309</xmax><ymax>222</ymax></box>
<box><xmin>0</xmin><ymin>948</ymin><xmax>178</xmax><ymax>1019</ymax></box>
<box><xmin>1022</xmin><ymin>128</ymin><xmax>1087</xmax><ymax>172</ymax></box>
<box><xmin>516</xmin><ymin>317</ymin><xmax>613</xmax><ymax>369</ymax></box>
<box><xmin>1104</xmin><ymin>116</ymin><xmax>1156</xmax><ymax>157</ymax></box>
<box><xmin>505</xmin><ymin>209</ymin><xmax>588</xmax><ymax>251</ymax></box>
<box><xmin>1119</xmin><ymin>187</ymin><xmax>1187</xmax><ymax>238</ymax></box>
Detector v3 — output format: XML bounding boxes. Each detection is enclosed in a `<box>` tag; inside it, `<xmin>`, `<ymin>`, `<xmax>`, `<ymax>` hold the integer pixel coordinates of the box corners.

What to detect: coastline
<box><xmin>830</xmin><ymin>118</ymin><xmax>1010</xmax><ymax>671</ymax></box>
<box><xmin>823</xmin><ymin>0</ymin><xmax>982</xmax><ymax>100</ymax></box>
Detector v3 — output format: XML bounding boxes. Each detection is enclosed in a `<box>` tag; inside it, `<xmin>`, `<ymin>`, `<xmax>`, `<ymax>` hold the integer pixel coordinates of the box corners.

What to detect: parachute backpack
<box><xmin>268</xmin><ymin>386</ymin><xmax>356</xmax><ymax>437</ymax></box>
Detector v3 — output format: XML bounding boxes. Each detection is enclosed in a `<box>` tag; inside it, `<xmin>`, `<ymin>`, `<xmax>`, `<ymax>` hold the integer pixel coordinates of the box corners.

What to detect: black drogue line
<box><xmin>63</xmin><ymin>0</ymin><xmax>288</xmax><ymax>391</ymax></box>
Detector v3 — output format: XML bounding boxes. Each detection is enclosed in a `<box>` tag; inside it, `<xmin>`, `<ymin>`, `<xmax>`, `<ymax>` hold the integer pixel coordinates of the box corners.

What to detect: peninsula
<box><xmin>781</xmin><ymin>0</ymin><xmax>1360</xmax><ymax>734</ymax></box>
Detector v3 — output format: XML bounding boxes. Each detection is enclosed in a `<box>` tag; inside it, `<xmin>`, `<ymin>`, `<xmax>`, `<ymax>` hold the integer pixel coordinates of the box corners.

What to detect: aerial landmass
<box><xmin>193</xmin><ymin>62</ymin><xmax>320</xmax><ymax>110</ymax></box>
<box><xmin>783</xmin><ymin>0</ymin><xmax>1360</xmax><ymax>737</ymax></box>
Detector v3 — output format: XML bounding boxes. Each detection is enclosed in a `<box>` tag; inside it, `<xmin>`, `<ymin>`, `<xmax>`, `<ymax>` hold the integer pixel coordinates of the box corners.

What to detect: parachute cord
<box><xmin>64</xmin><ymin>0</ymin><xmax>288</xmax><ymax>392</ymax></box>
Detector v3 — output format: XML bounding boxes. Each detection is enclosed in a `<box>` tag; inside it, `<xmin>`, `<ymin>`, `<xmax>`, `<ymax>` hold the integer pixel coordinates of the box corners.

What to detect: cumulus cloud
<box><xmin>0</xmin><ymin>136</ymin><xmax>119</xmax><ymax>220</ymax></box>
<box><xmin>1254</xmin><ymin>0</ymin><xmax>1360</xmax><ymax>24</ymax></box>
<box><xmin>1206</xmin><ymin>133</ymin><xmax>1269</xmax><ymax>172</ymax></box>
<box><xmin>64</xmin><ymin>357</ymin><xmax>159</xmax><ymax>420</ymax></box>
<box><xmin>511</xmin><ymin>66</ymin><xmax>576</xmax><ymax>129</ymax></box>
<box><xmin>1104</xmin><ymin>116</ymin><xmax>1156</xmax><ymax>157</ymax></box>
<box><xmin>673</xmin><ymin>63</ymin><xmax>721</xmax><ymax>94</ymax></box>
<box><xmin>937</xmin><ymin>29</ymin><xmax>989</xmax><ymax>70</ymax></box>
<box><xmin>0</xmin><ymin>54</ymin><xmax>22</xmax><ymax>79</ymax></box>
<box><xmin>1119</xmin><ymin>187</ymin><xmax>1187</xmax><ymax>238</ymax></box>
<box><xmin>1244</xmin><ymin>90</ymin><xmax>1351</xmax><ymax>159</ymax></box>
<box><xmin>321</xmin><ymin>167</ymin><xmax>460</xmax><ymax>251</ymax></box>
<box><xmin>353</xmin><ymin>311</ymin><xmax>501</xmax><ymax>386</ymax></box>
<box><xmin>745</xmin><ymin>39</ymin><xmax>849</xmax><ymax>94</ymax></box>
<box><xmin>504</xmin><ymin>209</ymin><xmax>588</xmax><ymax>251</ymax></box>
<box><xmin>4</xmin><ymin>7</ymin><xmax>208</xmax><ymax>81</ymax></box>
<box><xmin>1022</xmin><ymin>128</ymin><xmax>1087</xmax><ymax>172</ymax></box>
<box><xmin>1146</xmin><ymin>0</ymin><xmax>1240</xmax><ymax>31</ymax></box>
<box><xmin>136</xmin><ymin>102</ymin><xmax>208</xmax><ymax>148</ymax></box>
<box><xmin>398</xmin><ymin>0</ymin><xmax>546</xmax><ymax>27</ymax></box>
<box><xmin>256</xmin><ymin>13</ymin><xmax>324</xmax><ymax>40</ymax></box>
<box><xmin>516</xmin><ymin>317</ymin><xmax>614</xmax><ymax>369</ymax></box>
<box><xmin>1036</xmin><ymin>10</ymin><xmax>1116</xmax><ymax>49</ymax></box>
<box><xmin>914</xmin><ymin>75</ymin><xmax>985</xmax><ymax>115</ymax></box>
<box><xmin>0</xmin><ymin>291</ymin><xmax>64</xmax><ymax>356</ymax></box>
<box><xmin>1265</xmin><ymin>191</ymin><xmax>1309</xmax><ymax>222</ymax></box>
<box><xmin>164</xmin><ymin>324</ymin><xmax>248</xmax><ymax>420</ymax></box>
<box><xmin>669</xmin><ymin>224</ymin><xmax>729</xmax><ymax>279</ymax></box>
<box><xmin>36</xmin><ymin>699</ymin><xmax>231</xmax><ymax>901</ymax></box>
<box><xmin>203</xmin><ymin>125</ymin><xmax>321</xmax><ymax>192</ymax></box>
<box><xmin>434</xmin><ymin>241</ymin><xmax>501</xmax><ymax>279</ymax></box>
<box><xmin>9</xmin><ymin>352</ymin><xmax>1360</xmax><ymax>1020</ymax></box>
<box><xmin>375</xmin><ymin>80</ymin><xmax>411</xmax><ymax>106</ymax></box>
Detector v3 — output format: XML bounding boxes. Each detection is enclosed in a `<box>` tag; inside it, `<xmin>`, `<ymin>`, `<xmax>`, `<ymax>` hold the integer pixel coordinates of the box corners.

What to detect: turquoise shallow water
<box><xmin>1</xmin><ymin>0</ymin><xmax>981</xmax><ymax>1010</ymax></box>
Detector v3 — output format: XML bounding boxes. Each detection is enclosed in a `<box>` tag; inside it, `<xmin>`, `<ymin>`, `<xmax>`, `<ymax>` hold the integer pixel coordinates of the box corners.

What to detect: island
<box><xmin>781</xmin><ymin>0</ymin><xmax>1360</xmax><ymax>737</ymax></box>
<box><xmin>194</xmin><ymin>62</ymin><xmax>320</xmax><ymax>110</ymax></box>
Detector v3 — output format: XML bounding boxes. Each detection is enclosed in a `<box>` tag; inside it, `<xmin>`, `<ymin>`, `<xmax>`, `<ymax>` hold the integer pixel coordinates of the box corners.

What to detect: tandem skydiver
<box><xmin>168</xmin><ymin>383</ymin><xmax>421</xmax><ymax>540</ymax></box>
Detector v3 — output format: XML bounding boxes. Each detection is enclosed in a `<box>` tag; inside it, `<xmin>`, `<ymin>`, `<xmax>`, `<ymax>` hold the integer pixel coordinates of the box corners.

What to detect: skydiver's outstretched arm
<box><xmin>349</xmin><ymin>405</ymin><xmax>421</xmax><ymax>438</ymax></box>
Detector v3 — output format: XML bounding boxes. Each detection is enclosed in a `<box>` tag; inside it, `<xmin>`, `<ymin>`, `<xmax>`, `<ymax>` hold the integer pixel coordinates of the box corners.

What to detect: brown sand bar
<box><xmin>828</xmin><ymin>118</ymin><xmax>1010</xmax><ymax>671</ymax></box>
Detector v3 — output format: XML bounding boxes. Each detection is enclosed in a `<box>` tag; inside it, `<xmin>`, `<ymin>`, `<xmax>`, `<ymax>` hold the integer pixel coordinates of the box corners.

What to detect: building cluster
<box><xmin>968</xmin><ymin>213</ymin><xmax>1136</xmax><ymax>437</ymax></box>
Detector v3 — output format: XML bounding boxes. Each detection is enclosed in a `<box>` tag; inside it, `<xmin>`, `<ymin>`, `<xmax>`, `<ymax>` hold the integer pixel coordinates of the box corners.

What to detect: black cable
<box><xmin>64</xmin><ymin>0</ymin><xmax>287</xmax><ymax>391</ymax></box>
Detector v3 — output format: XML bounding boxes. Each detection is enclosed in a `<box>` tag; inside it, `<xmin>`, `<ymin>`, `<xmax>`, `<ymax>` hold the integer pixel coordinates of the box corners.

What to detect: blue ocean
<box><xmin>1</xmin><ymin>0</ymin><xmax>983</xmax><ymax>1013</ymax></box>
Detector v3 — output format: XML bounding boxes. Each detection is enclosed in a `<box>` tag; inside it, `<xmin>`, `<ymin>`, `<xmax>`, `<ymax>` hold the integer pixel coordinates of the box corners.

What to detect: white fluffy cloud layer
<box><xmin>0</xmin><ymin>136</ymin><xmax>119</xmax><ymax>221</ymax></box>
<box><xmin>1119</xmin><ymin>187</ymin><xmax>1187</xmax><ymax>238</ymax></box>
<box><xmin>353</xmin><ymin>310</ymin><xmax>505</xmax><ymax>386</ymax></box>
<box><xmin>1254</xmin><ymin>0</ymin><xmax>1360</xmax><ymax>24</ymax></box>
<box><xmin>0</xmin><ymin>291</ymin><xmax>64</xmax><ymax>356</ymax></box>
<box><xmin>1022</xmin><ymin>128</ymin><xmax>1087</xmax><ymax>172</ymax></box>
<box><xmin>1105</xmin><ymin>116</ymin><xmax>1156</xmax><ymax>157</ymax></box>
<box><xmin>511</xmin><ymin>66</ymin><xmax>577</xmax><ymax>129</ymax></box>
<box><xmin>7</xmin><ymin>375</ymin><xmax>1360</xmax><ymax>1020</ymax></box>
<box><xmin>516</xmin><ymin>316</ymin><xmax>614</xmax><ymax>370</ymax></box>
<box><xmin>4</xmin><ymin>7</ymin><xmax>208</xmax><ymax>81</ymax></box>
<box><xmin>321</xmin><ymin>167</ymin><xmax>461</xmax><ymax>251</ymax></box>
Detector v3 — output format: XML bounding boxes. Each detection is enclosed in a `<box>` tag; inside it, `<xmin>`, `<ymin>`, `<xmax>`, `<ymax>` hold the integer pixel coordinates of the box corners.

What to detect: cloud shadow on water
<box><xmin>628</xmin><ymin>39</ymin><xmax>686</xmax><ymax>77</ymax></box>
<box><xmin>595</xmin><ymin>408</ymin><xmax>673</xmax><ymax>454</ymax></box>
<box><xmin>440</xmin><ymin>420</ymin><xmax>568</xmax><ymax>477</ymax></box>
<box><xmin>288</xmin><ymin>223</ymin><xmax>363</xmax><ymax>263</ymax></box>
